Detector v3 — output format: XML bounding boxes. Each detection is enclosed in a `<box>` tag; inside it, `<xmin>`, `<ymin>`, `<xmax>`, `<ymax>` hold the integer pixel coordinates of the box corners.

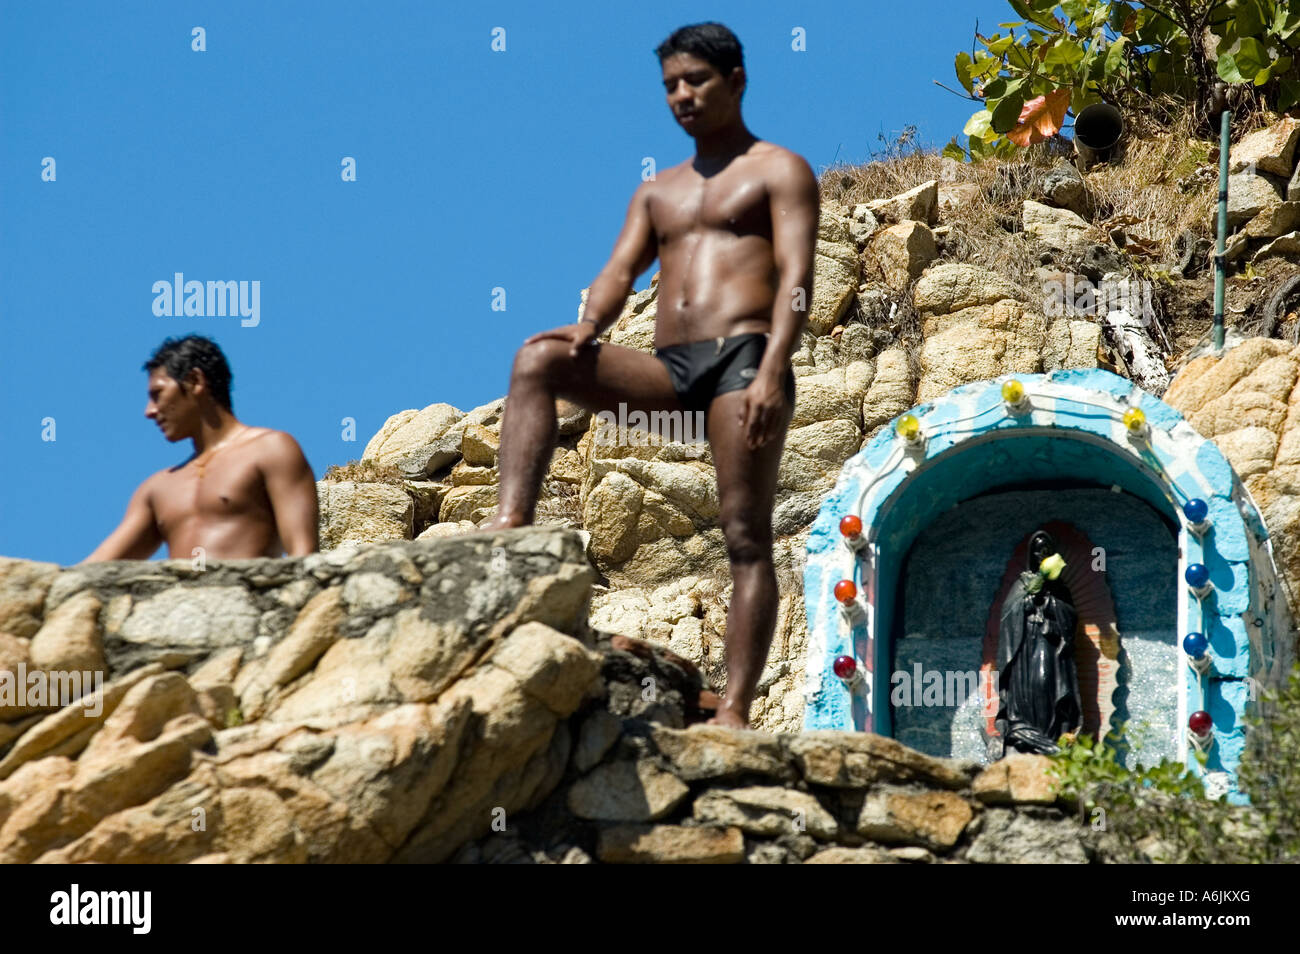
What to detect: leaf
<box><xmin>1044</xmin><ymin>38</ymin><xmax>1086</xmax><ymax>68</ymax></box>
<box><xmin>1279</xmin><ymin>10</ymin><xmax>1300</xmax><ymax>40</ymax></box>
<box><xmin>1006</xmin><ymin>87</ymin><xmax>1071</xmax><ymax>147</ymax></box>
<box><xmin>1218</xmin><ymin>51</ymin><xmax>1245</xmax><ymax>84</ymax></box>
<box><xmin>942</xmin><ymin>137</ymin><xmax>967</xmax><ymax>161</ymax></box>
<box><xmin>1281</xmin><ymin>77</ymin><xmax>1300</xmax><ymax>112</ymax></box>
<box><xmin>991</xmin><ymin>92</ymin><xmax>1027</xmax><ymax>134</ymax></box>
<box><xmin>987</xmin><ymin>34</ymin><xmax>1016</xmax><ymax>56</ymax></box>
<box><xmin>1234</xmin><ymin>36</ymin><xmax>1271</xmax><ymax>79</ymax></box>
<box><xmin>955</xmin><ymin>51</ymin><xmax>974</xmax><ymax>93</ymax></box>
<box><xmin>1105</xmin><ymin>35</ymin><xmax>1130</xmax><ymax>74</ymax></box>
<box><xmin>963</xmin><ymin>109</ymin><xmax>993</xmax><ymax>138</ymax></box>
<box><xmin>1060</xmin><ymin>0</ymin><xmax>1089</xmax><ymax>24</ymax></box>
<box><xmin>1237</xmin><ymin>0</ymin><xmax>1267</xmax><ymax>37</ymax></box>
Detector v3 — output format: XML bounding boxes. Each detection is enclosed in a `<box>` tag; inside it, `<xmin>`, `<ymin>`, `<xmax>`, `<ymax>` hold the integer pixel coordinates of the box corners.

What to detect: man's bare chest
<box><xmin>650</xmin><ymin>170</ymin><xmax>772</xmax><ymax>243</ymax></box>
<box><xmin>154</xmin><ymin>456</ymin><xmax>271</xmax><ymax>528</ymax></box>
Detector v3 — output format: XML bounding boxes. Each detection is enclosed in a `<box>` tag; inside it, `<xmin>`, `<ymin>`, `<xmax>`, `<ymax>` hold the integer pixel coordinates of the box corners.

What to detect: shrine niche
<box><xmin>803</xmin><ymin>369</ymin><xmax>1294</xmax><ymax>800</ymax></box>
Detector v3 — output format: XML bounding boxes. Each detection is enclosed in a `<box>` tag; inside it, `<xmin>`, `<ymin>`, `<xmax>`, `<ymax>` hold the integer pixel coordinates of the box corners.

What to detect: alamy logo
<box><xmin>0</xmin><ymin>665</ymin><xmax>103</xmax><ymax>717</ymax></box>
<box><xmin>50</xmin><ymin>884</ymin><xmax>151</xmax><ymax>934</ymax></box>
<box><xmin>890</xmin><ymin>665</ymin><xmax>999</xmax><ymax>714</ymax></box>
<box><xmin>152</xmin><ymin>272</ymin><xmax>260</xmax><ymax>327</ymax></box>
<box><xmin>593</xmin><ymin>402</ymin><xmax>707</xmax><ymax>445</ymax></box>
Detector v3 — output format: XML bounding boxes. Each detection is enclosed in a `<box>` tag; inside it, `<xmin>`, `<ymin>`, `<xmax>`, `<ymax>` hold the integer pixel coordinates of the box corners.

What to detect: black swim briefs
<box><xmin>654</xmin><ymin>332</ymin><xmax>797</xmax><ymax>414</ymax></box>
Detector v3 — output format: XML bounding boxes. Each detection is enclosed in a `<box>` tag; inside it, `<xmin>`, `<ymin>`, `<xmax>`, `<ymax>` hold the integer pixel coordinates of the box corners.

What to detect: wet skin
<box><xmin>84</xmin><ymin>368</ymin><xmax>319</xmax><ymax>562</ymax></box>
<box><xmin>482</xmin><ymin>51</ymin><xmax>821</xmax><ymax>728</ymax></box>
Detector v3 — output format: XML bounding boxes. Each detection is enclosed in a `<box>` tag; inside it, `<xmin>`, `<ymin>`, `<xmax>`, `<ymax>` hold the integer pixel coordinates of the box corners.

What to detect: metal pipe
<box><xmin>1213</xmin><ymin>82</ymin><xmax>1229</xmax><ymax>353</ymax></box>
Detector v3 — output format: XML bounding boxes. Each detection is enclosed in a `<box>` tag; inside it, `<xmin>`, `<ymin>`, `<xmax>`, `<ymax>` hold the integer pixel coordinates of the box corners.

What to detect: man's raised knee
<box><xmin>512</xmin><ymin>338</ymin><xmax>568</xmax><ymax>382</ymax></box>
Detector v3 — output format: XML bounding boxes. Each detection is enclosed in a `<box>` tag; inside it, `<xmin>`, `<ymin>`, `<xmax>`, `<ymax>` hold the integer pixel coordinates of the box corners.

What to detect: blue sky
<box><xmin>1</xmin><ymin>0</ymin><xmax>1012</xmax><ymax>564</ymax></box>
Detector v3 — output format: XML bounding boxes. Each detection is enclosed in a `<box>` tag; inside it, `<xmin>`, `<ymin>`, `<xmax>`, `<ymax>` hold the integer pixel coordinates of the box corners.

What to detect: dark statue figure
<box><xmin>989</xmin><ymin>529</ymin><xmax>1082</xmax><ymax>758</ymax></box>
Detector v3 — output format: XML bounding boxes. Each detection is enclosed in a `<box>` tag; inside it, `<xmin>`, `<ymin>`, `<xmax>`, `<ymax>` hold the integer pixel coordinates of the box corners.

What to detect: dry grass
<box><xmin>817</xmin><ymin>102</ymin><xmax>1276</xmax><ymax>282</ymax></box>
<box><xmin>322</xmin><ymin>459</ymin><xmax>408</xmax><ymax>485</ymax></box>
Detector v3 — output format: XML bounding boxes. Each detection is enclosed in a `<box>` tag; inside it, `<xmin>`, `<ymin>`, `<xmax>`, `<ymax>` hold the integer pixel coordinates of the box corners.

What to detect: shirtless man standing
<box><xmin>480</xmin><ymin>23</ymin><xmax>820</xmax><ymax>728</ymax></box>
<box><xmin>84</xmin><ymin>335</ymin><xmax>319</xmax><ymax>562</ymax></box>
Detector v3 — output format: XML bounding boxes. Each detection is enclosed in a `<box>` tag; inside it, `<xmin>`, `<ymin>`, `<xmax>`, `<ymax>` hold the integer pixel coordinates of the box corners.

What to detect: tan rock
<box><xmin>971</xmin><ymin>752</ymin><xmax>1061</xmax><ymax>804</ymax></box>
<box><xmin>649</xmin><ymin>725</ymin><xmax>794</xmax><ymax>782</ymax></box>
<box><xmin>566</xmin><ymin>759</ymin><xmax>690</xmax><ymax>821</ymax></box>
<box><xmin>462</xmin><ymin>424</ymin><xmax>500</xmax><ymax>467</ymax></box>
<box><xmin>318</xmin><ymin>480</ymin><xmax>414</xmax><ymax>549</ymax></box>
<box><xmin>914</xmin><ymin>263</ymin><xmax>1021</xmax><ymax>318</ymax></box>
<box><xmin>866</xmin><ymin>180</ymin><xmax>939</xmax><ymax>225</ymax></box>
<box><xmin>809</xmin><ymin>211</ymin><xmax>859</xmax><ymax>335</ymax></box>
<box><xmin>0</xmin><ymin>672</ymin><xmax>212</xmax><ymax>862</ymax></box>
<box><xmin>857</xmin><ymin>787</ymin><xmax>974</xmax><ymax>850</ymax></box>
<box><xmin>363</xmin><ymin>403</ymin><xmax>465</xmax><ymax>470</ymax></box>
<box><xmin>597</xmin><ymin>823</ymin><xmax>745</xmax><ymax>863</ymax></box>
<box><xmin>0</xmin><ymin>633</ymin><xmax>38</xmax><ymax>722</ymax></box>
<box><xmin>0</xmin><ymin>558</ymin><xmax>59</xmax><ymax>639</ymax></box>
<box><xmin>692</xmin><ymin>785</ymin><xmax>838</xmax><ymax>839</ymax></box>
<box><xmin>918</xmin><ymin>300</ymin><xmax>1048</xmax><ymax>401</ymax></box>
<box><xmin>1230</xmin><ymin>117</ymin><xmax>1300</xmax><ymax>176</ymax></box>
<box><xmin>438</xmin><ymin>484</ymin><xmax>499</xmax><ymax>524</ymax></box>
<box><xmin>788</xmin><ymin>732</ymin><xmax>971</xmax><ymax>789</ymax></box>
<box><xmin>862</xmin><ymin>347</ymin><xmax>916</xmax><ymax>438</ymax></box>
<box><xmin>450</xmin><ymin>460</ymin><xmax>496</xmax><ymax>485</ymax></box>
<box><xmin>1023</xmin><ymin>199</ymin><xmax>1092</xmax><ymax>250</ymax></box>
<box><xmin>239</xmin><ymin>587</ymin><xmax>346</xmax><ymax>719</ymax></box>
<box><xmin>0</xmin><ymin>664</ymin><xmax>165</xmax><ymax>780</ymax></box>
<box><xmin>1043</xmin><ymin>317</ymin><xmax>1102</xmax><ymax>372</ymax></box>
<box><xmin>778</xmin><ymin>419</ymin><xmax>863</xmax><ymax>491</ymax></box>
<box><xmin>417</xmin><ymin>520</ymin><xmax>477</xmax><ymax>540</ymax></box>
<box><xmin>1253</xmin><ymin>230</ymin><xmax>1300</xmax><ymax>262</ymax></box>
<box><xmin>29</xmin><ymin>591</ymin><xmax>105</xmax><ymax>675</ymax></box>
<box><xmin>1242</xmin><ymin>200</ymin><xmax>1300</xmax><ymax>238</ymax></box>
<box><xmin>1227</xmin><ymin>170</ymin><xmax>1286</xmax><ymax>228</ymax></box>
<box><xmin>869</xmin><ymin>221</ymin><xmax>939</xmax><ymax>287</ymax></box>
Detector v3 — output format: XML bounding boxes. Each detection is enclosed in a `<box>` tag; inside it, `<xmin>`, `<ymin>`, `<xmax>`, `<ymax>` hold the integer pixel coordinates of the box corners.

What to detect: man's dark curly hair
<box><xmin>655</xmin><ymin>22</ymin><xmax>745</xmax><ymax>83</ymax></box>
<box><xmin>143</xmin><ymin>335</ymin><xmax>234</xmax><ymax>411</ymax></box>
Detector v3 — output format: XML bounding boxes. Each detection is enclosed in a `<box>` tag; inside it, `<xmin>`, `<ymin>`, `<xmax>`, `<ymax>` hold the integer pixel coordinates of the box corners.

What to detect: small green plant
<box><xmin>1051</xmin><ymin>663</ymin><xmax>1300</xmax><ymax>862</ymax></box>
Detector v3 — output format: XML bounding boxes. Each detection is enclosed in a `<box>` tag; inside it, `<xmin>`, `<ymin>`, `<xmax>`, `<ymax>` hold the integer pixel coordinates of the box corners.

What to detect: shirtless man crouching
<box><xmin>84</xmin><ymin>335</ymin><xmax>319</xmax><ymax>562</ymax></box>
<box><xmin>479</xmin><ymin>23</ymin><xmax>820</xmax><ymax>728</ymax></box>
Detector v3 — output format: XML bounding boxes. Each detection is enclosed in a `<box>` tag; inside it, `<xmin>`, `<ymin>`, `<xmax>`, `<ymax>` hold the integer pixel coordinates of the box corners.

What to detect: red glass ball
<box><xmin>834</xmin><ymin>579</ymin><xmax>857</xmax><ymax>603</ymax></box>
<box><xmin>1189</xmin><ymin>710</ymin><xmax>1213</xmax><ymax>736</ymax></box>
<box><xmin>840</xmin><ymin>514</ymin><xmax>863</xmax><ymax>537</ymax></box>
<box><xmin>832</xmin><ymin>655</ymin><xmax>857</xmax><ymax>680</ymax></box>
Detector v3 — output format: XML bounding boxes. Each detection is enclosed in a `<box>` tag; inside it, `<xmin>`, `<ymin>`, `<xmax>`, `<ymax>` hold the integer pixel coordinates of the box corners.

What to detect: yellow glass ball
<box><xmin>1123</xmin><ymin>407</ymin><xmax>1147</xmax><ymax>432</ymax></box>
<box><xmin>1001</xmin><ymin>380</ymin><xmax>1025</xmax><ymax>405</ymax></box>
<box><xmin>896</xmin><ymin>414</ymin><xmax>921</xmax><ymax>441</ymax></box>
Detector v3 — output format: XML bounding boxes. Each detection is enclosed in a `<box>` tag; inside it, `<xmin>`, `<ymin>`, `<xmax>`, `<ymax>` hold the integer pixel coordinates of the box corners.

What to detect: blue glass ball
<box><xmin>1183</xmin><ymin>498</ymin><xmax>1209</xmax><ymax>524</ymax></box>
<box><xmin>1185</xmin><ymin>563</ymin><xmax>1210</xmax><ymax>588</ymax></box>
<box><xmin>1183</xmin><ymin>632</ymin><xmax>1208</xmax><ymax>659</ymax></box>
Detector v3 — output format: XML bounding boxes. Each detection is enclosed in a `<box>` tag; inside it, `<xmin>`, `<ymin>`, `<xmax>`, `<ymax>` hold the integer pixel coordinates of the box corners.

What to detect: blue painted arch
<box><xmin>802</xmin><ymin>368</ymin><xmax>1293</xmax><ymax>798</ymax></box>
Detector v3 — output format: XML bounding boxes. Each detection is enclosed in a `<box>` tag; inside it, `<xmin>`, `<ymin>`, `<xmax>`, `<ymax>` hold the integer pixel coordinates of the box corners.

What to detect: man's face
<box><xmin>144</xmin><ymin>368</ymin><xmax>201</xmax><ymax>442</ymax></box>
<box><xmin>661</xmin><ymin>52</ymin><xmax>742</xmax><ymax>135</ymax></box>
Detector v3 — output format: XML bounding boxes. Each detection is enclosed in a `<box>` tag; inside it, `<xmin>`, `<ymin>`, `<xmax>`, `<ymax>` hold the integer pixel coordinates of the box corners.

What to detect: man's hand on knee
<box><xmin>524</xmin><ymin>323</ymin><xmax>599</xmax><ymax>359</ymax></box>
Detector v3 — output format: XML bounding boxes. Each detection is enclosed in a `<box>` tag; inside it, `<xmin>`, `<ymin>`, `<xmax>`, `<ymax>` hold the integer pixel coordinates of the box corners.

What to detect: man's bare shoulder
<box><xmin>753</xmin><ymin>142</ymin><xmax>817</xmax><ymax>181</ymax></box>
<box><xmin>243</xmin><ymin>427</ymin><xmax>308</xmax><ymax>464</ymax></box>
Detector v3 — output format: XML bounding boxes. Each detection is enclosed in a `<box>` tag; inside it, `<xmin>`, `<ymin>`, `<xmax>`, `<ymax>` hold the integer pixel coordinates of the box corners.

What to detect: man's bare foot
<box><xmin>704</xmin><ymin>699</ymin><xmax>750</xmax><ymax>729</ymax></box>
<box><xmin>476</xmin><ymin>512</ymin><xmax>531</xmax><ymax>532</ymax></box>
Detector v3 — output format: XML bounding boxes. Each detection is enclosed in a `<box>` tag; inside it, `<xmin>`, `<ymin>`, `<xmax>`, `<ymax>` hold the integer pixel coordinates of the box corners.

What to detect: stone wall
<box><xmin>0</xmin><ymin>529</ymin><xmax>1098</xmax><ymax>863</ymax></box>
<box><xmin>0</xmin><ymin>530</ymin><xmax>599</xmax><ymax>862</ymax></box>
